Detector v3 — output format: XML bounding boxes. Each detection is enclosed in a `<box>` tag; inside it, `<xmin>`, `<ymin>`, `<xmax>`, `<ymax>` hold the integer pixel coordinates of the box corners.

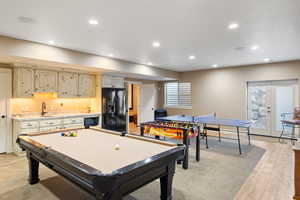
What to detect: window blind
<box><xmin>165</xmin><ymin>82</ymin><xmax>179</xmax><ymax>106</ymax></box>
<box><xmin>179</xmin><ymin>82</ymin><xmax>192</xmax><ymax>106</ymax></box>
<box><xmin>165</xmin><ymin>82</ymin><xmax>192</xmax><ymax>107</ymax></box>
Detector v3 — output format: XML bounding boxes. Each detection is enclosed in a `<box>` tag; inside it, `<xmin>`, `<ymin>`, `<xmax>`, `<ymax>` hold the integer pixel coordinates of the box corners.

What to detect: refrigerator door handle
<box><xmin>112</xmin><ymin>105</ymin><xmax>115</xmax><ymax>113</ymax></box>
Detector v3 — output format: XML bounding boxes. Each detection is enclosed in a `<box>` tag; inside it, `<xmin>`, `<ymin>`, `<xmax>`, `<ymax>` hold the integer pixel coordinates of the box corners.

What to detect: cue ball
<box><xmin>114</xmin><ymin>144</ymin><xmax>120</xmax><ymax>150</ymax></box>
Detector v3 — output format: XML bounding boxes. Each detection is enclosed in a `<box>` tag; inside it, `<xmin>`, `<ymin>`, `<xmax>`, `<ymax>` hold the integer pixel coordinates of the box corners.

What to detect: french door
<box><xmin>247</xmin><ymin>80</ymin><xmax>299</xmax><ymax>137</ymax></box>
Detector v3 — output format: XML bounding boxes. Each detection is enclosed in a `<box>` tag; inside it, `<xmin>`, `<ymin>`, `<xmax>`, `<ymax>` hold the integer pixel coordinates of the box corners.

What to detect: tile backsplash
<box><xmin>12</xmin><ymin>96</ymin><xmax>99</xmax><ymax>114</ymax></box>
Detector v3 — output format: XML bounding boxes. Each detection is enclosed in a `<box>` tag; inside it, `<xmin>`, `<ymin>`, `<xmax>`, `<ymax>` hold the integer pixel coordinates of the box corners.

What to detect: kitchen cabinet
<box><xmin>13</xmin><ymin>120</ymin><xmax>39</xmax><ymax>154</ymax></box>
<box><xmin>111</xmin><ymin>77</ymin><xmax>124</xmax><ymax>88</ymax></box>
<box><xmin>39</xmin><ymin>119</ymin><xmax>62</xmax><ymax>127</ymax></box>
<box><xmin>78</xmin><ymin>74</ymin><xmax>96</xmax><ymax>97</ymax></box>
<box><xmin>58</xmin><ymin>72</ymin><xmax>79</xmax><ymax>97</ymax></box>
<box><xmin>13</xmin><ymin>67</ymin><xmax>34</xmax><ymax>97</ymax></box>
<box><xmin>102</xmin><ymin>75</ymin><xmax>112</xmax><ymax>88</ymax></box>
<box><xmin>19</xmin><ymin>121</ymin><xmax>39</xmax><ymax>129</ymax></box>
<box><xmin>102</xmin><ymin>75</ymin><xmax>124</xmax><ymax>88</ymax></box>
<box><xmin>12</xmin><ymin>64</ymin><xmax>97</xmax><ymax>98</ymax></box>
<box><xmin>63</xmin><ymin>117</ymin><xmax>84</xmax><ymax>125</ymax></box>
<box><xmin>34</xmin><ymin>70</ymin><xmax>58</xmax><ymax>93</ymax></box>
<box><xmin>13</xmin><ymin>116</ymin><xmax>85</xmax><ymax>155</ymax></box>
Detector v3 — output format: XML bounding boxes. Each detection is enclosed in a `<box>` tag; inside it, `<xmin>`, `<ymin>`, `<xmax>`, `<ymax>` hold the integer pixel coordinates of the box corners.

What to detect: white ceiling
<box><xmin>0</xmin><ymin>0</ymin><xmax>299</xmax><ymax>72</ymax></box>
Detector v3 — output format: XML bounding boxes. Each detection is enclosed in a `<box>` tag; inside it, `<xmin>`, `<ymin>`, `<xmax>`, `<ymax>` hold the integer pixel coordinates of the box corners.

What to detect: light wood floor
<box><xmin>129</xmin><ymin>122</ymin><xmax>140</xmax><ymax>134</ymax></box>
<box><xmin>0</xmin><ymin>134</ymin><xmax>295</xmax><ymax>200</ymax></box>
<box><xmin>234</xmin><ymin>137</ymin><xmax>294</xmax><ymax>200</ymax></box>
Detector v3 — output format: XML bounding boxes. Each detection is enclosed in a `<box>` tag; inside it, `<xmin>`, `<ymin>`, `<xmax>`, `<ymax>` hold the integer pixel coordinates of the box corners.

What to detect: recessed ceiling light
<box><xmin>147</xmin><ymin>62</ymin><xmax>153</xmax><ymax>65</ymax></box>
<box><xmin>212</xmin><ymin>64</ymin><xmax>218</xmax><ymax>68</ymax></box>
<box><xmin>108</xmin><ymin>54</ymin><xmax>114</xmax><ymax>57</ymax></box>
<box><xmin>89</xmin><ymin>19</ymin><xmax>99</xmax><ymax>25</ymax></box>
<box><xmin>228</xmin><ymin>23</ymin><xmax>239</xmax><ymax>30</ymax></box>
<box><xmin>48</xmin><ymin>40</ymin><xmax>55</xmax><ymax>45</ymax></box>
<box><xmin>264</xmin><ymin>58</ymin><xmax>271</xmax><ymax>62</ymax></box>
<box><xmin>251</xmin><ymin>45</ymin><xmax>260</xmax><ymax>50</ymax></box>
<box><xmin>152</xmin><ymin>41</ymin><xmax>160</xmax><ymax>48</ymax></box>
<box><xmin>188</xmin><ymin>55</ymin><xmax>196</xmax><ymax>60</ymax></box>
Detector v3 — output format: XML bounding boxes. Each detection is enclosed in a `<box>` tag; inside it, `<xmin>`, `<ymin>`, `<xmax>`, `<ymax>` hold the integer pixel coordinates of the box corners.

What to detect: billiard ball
<box><xmin>71</xmin><ymin>132</ymin><xmax>77</xmax><ymax>137</ymax></box>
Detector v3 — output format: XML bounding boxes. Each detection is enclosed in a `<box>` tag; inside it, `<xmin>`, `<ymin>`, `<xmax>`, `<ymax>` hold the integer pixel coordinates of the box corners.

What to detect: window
<box><xmin>165</xmin><ymin>82</ymin><xmax>192</xmax><ymax>108</ymax></box>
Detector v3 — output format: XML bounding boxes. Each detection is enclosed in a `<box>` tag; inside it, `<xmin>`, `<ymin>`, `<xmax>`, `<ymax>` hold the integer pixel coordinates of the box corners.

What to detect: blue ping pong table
<box><xmin>157</xmin><ymin>114</ymin><xmax>252</xmax><ymax>155</ymax></box>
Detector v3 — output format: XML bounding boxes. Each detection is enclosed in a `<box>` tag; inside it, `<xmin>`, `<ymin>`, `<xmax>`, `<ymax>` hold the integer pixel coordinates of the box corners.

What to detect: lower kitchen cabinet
<box><xmin>13</xmin><ymin>117</ymin><xmax>84</xmax><ymax>155</ymax></box>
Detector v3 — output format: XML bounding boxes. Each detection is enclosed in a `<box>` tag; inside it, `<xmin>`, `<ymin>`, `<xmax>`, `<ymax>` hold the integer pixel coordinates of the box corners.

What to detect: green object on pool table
<box><xmin>61</xmin><ymin>131</ymin><xmax>78</xmax><ymax>137</ymax></box>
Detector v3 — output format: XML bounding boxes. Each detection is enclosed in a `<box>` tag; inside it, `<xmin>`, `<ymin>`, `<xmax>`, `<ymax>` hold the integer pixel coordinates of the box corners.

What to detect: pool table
<box><xmin>17</xmin><ymin>128</ymin><xmax>185</xmax><ymax>200</ymax></box>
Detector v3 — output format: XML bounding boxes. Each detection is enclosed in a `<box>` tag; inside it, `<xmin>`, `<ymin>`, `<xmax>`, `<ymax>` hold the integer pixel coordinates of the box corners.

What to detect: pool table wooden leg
<box><xmin>95</xmin><ymin>190</ymin><xmax>122</xmax><ymax>200</ymax></box>
<box><xmin>27</xmin><ymin>152</ymin><xmax>40</xmax><ymax>185</ymax></box>
<box><xmin>160</xmin><ymin>162</ymin><xmax>175</xmax><ymax>200</ymax></box>
<box><xmin>101</xmin><ymin>193</ymin><xmax>121</xmax><ymax>200</ymax></box>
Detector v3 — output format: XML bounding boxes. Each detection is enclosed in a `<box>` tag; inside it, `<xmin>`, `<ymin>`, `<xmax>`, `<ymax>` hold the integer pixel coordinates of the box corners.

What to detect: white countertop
<box><xmin>12</xmin><ymin>112</ymin><xmax>101</xmax><ymax>121</ymax></box>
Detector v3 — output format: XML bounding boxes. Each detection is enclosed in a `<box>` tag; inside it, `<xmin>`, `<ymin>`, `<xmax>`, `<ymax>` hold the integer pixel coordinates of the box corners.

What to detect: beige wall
<box><xmin>164</xmin><ymin>61</ymin><xmax>300</xmax><ymax>120</ymax></box>
<box><xmin>0</xmin><ymin>35</ymin><xmax>179</xmax><ymax>79</ymax></box>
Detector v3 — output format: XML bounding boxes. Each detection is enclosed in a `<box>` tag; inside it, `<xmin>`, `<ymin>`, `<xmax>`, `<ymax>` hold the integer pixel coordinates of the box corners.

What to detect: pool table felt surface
<box><xmin>24</xmin><ymin>129</ymin><xmax>177</xmax><ymax>174</ymax></box>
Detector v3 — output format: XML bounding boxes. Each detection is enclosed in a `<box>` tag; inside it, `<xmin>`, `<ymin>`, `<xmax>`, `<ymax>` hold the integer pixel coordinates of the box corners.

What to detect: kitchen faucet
<box><xmin>41</xmin><ymin>102</ymin><xmax>47</xmax><ymax>116</ymax></box>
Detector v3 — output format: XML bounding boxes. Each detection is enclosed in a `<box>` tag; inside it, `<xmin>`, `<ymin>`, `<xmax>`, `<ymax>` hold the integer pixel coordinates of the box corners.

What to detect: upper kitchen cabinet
<box><xmin>111</xmin><ymin>77</ymin><xmax>124</xmax><ymax>88</ymax></box>
<box><xmin>102</xmin><ymin>75</ymin><xmax>112</xmax><ymax>88</ymax></box>
<box><xmin>102</xmin><ymin>75</ymin><xmax>124</xmax><ymax>88</ymax></box>
<box><xmin>34</xmin><ymin>70</ymin><xmax>58</xmax><ymax>93</ymax></box>
<box><xmin>13</xmin><ymin>67</ymin><xmax>35</xmax><ymax>98</ymax></box>
<box><xmin>78</xmin><ymin>74</ymin><xmax>96</xmax><ymax>97</ymax></box>
<box><xmin>12</xmin><ymin>63</ymin><xmax>97</xmax><ymax>98</ymax></box>
<box><xmin>58</xmin><ymin>72</ymin><xmax>79</xmax><ymax>98</ymax></box>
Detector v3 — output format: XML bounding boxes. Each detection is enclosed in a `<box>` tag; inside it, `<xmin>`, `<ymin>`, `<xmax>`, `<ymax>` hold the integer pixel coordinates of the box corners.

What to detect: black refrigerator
<box><xmin>102</xmin><ymin>88</ymin><xmax>127</xmax><ymax>132</ymax></box>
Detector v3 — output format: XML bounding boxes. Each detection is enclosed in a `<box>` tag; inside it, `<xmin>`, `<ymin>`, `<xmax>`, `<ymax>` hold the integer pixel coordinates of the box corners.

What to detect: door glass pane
<box><xmin>248</xmin><ymin>86</ymin><xmax>268</xmax><ymax>129</ymax></box>
<box><xmin>275</xmin><ymin>86</ymin><xmax>294</xmax><ymax>132</ymax></box>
